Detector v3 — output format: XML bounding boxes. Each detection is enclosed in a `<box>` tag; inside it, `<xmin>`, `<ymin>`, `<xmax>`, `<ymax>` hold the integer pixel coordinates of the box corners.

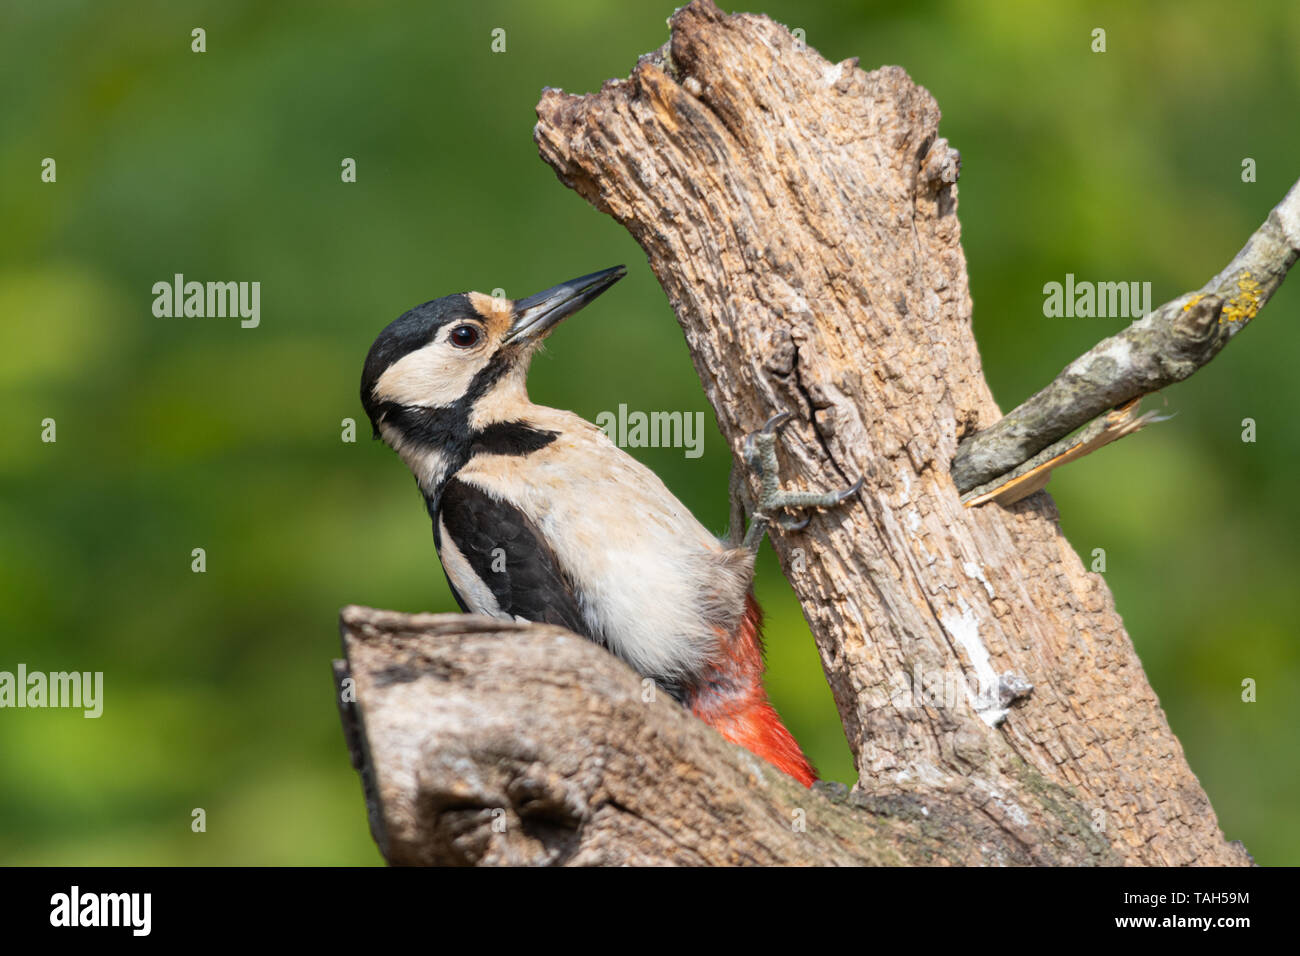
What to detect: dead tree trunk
<box><xmin>336</xmin><ymin>0</ymin><xmax>1296</xmax><ymax>865</ymax></box>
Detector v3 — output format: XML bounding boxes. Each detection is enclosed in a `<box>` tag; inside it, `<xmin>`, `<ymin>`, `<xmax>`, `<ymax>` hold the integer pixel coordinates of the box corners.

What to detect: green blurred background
<box><xmin>1</xmin><ymin>0</ymin><xmax>1296</xmax><ymax>865</ymax></box>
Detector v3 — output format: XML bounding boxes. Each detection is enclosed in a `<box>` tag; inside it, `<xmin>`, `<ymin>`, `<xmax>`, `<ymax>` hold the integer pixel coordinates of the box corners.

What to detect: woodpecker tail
<box><xmin>688</xmin><ymin>592</ymin><xmax>817</xmax><ymax>787</ymax></box>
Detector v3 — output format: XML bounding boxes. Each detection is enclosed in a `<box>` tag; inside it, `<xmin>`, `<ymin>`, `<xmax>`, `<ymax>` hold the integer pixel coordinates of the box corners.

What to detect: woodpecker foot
<box><xmin>732</xmin><ymin>412</ymin><xmax>863</xmax><ymax>552</ymax></box>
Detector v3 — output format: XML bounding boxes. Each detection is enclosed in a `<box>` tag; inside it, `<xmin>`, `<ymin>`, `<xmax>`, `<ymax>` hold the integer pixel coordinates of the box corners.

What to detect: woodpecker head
<box><xmin>360</xmin><ymin>265</ymin><xmax>625</xmax><ymax>481</ymax></box>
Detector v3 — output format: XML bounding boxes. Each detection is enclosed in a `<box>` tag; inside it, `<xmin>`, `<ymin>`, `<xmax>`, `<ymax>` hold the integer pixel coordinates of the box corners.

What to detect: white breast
<box><xmin>454</xmin><ymin>409</ymin><xmax>752</xmax><ymax>682</ymax></box>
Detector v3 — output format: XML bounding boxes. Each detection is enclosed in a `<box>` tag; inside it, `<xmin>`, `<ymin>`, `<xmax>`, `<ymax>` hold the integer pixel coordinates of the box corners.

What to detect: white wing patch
<box><xmin>437</xmin><ymin>514</ymin><xmax>505</xmax><ymax>618</ymax></box>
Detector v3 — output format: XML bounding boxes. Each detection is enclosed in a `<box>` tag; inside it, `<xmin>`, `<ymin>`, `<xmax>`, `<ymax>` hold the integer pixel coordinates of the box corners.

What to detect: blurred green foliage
<box><xmin>1</xmin><ymin>0</ymin><xmax>1297</xmax><ymax>865</ymax></box>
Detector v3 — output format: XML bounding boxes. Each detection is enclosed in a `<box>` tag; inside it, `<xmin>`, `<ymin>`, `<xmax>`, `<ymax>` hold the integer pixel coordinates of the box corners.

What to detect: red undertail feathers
<box><xmin>688</xmin><ymin>591</ymin><xmax>817</xmax><ymax>787</ymax></box>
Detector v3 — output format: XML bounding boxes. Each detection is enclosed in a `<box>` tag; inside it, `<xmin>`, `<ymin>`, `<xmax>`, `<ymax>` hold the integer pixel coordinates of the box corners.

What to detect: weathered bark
<box><xmin>339</xmin><ymin>0</ymin><xmax>1262</xmax><ymax>865</ymax></box>
<box><xmin>337</xmin><ymin>606</ymin><xmax>1117</xmax><ymax>865</ymax></box>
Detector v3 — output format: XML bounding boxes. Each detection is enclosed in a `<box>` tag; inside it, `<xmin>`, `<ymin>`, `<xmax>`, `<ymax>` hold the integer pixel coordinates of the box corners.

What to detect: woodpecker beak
<box><xmin>502</xmin><ymin>265</ymin><xmax>626</xmax><ymax>346</ymax></box>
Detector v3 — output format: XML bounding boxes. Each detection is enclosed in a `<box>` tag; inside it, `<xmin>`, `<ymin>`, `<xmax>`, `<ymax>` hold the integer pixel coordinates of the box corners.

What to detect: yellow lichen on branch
<box><xmin>1220</xmin><ymin>272</ymin><xmax>1263</xmax><ymax>324</ymax></box>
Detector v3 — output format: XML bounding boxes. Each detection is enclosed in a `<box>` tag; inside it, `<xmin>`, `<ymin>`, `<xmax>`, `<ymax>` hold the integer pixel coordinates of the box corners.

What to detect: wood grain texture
<box><xmin>336</xmin><ymin>606</ymin><xmax>1119</xmax><ymax>865</ymax></box>
<box><xmin>530</xmin><ymin>0</ymin><xmax>1248</xmax><ymax>865</ymax></box>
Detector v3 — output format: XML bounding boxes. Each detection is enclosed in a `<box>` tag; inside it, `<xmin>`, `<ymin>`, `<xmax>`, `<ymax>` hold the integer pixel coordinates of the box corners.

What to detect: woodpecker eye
<box><xmin>449</xmin><ymin>324</ymin><xmax>481</xmax><ymax>349</ymax></box>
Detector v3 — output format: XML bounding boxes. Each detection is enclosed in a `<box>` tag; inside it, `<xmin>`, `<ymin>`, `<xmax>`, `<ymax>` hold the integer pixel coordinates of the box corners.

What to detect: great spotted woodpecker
<box><xmin>360</xmin><ymin>266</ymin><xmax>861</xmax><ymax>786</ymax></box>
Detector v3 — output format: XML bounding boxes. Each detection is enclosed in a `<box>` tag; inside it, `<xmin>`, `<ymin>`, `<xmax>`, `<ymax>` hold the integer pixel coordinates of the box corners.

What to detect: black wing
<box><xmin>436</xmin><ymin>477</ymin><xmax>593</xmax><ymax>640</ymax></box>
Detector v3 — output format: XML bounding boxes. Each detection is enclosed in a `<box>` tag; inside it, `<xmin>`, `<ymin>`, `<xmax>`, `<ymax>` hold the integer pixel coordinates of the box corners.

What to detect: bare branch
<box><xmin>952</xmin><ymin>180</ymin><xmax>1300</xmax><ymax>494</ymax></box>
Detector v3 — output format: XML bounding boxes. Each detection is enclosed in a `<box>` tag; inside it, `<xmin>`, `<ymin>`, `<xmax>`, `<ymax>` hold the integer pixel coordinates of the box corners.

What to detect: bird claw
<box><xmin>733</xmin><ymin>411</ymin><xmax>863</xmax><ymax>552</ymax></box>
<box><xmin>829</xmin><ymin>476</ymin><xmax>865</xmax><ymax>504</ymax></box>
<box><xmin>761</xmin><ymin>411</ymin><xmax>793</xmax><ymax>435</ymax></box>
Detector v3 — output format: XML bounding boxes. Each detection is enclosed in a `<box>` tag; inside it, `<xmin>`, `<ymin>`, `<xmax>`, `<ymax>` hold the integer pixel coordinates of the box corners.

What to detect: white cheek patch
<box><xmin>373</xmin><ymin>339</ymin><xmax>487</xmax><ymax>408</ymax></box>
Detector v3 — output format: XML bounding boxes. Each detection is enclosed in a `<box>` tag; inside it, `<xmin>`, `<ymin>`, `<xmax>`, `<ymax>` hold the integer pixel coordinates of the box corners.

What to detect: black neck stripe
<box><xmin>373</xmin><ymin>347</ymin><xmax>515</xmax><ymax>468</ymax></box>
<box><xmin>470</xmin><ymin>422</ymin><xmax>558</xmax><ymax>457</ymax></box>
<box><xmin>375</xmin><ymin>356</ymin><xmax>555</xmax><ymax>509</ymax></box>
